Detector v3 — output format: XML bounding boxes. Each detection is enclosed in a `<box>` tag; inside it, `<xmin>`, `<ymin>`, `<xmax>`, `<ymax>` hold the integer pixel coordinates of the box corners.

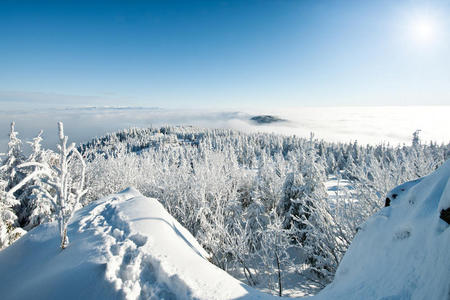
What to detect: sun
<box><xmin>413</xmin><ymin>19</ymin><xmax>434</xmax><ymax>40</ymax></box>
<box><xmin>409</xmin><ymin>16</ymin><xmax>437</xmax><ymax>44</ymax></box>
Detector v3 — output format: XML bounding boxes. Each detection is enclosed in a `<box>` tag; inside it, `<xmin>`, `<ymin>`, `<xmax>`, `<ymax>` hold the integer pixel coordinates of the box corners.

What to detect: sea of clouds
<box><xmin>0</xmin><ymin>106</ymin><xmax>448</xmax><ymax>153</ymax></box>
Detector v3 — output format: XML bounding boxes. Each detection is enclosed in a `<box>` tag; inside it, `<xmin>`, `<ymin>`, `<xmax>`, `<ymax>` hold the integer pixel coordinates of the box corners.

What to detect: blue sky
<box><xmin>1</xmin><ymin>0</ymin><xmax>449</xmax><ymax>109</ymax></box>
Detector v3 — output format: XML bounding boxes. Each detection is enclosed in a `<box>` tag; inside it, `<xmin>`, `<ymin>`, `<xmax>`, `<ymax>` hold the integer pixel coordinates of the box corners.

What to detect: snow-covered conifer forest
<box><xmin>0</xmin><ymin>122</ymin><xmax>449</xmax><ymax>297</ymax></box>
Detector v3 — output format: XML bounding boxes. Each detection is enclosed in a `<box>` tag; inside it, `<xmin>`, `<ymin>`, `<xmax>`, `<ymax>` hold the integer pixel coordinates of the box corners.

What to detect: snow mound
<box><xmin>0</xmin><ymin>187</ymin><xmax>272</xmax><ymax>300</ymax></box>
<box><xmin>315</xmin><ymin>160</ymin><xmax>450</xmax><ymax>300</ymax></box>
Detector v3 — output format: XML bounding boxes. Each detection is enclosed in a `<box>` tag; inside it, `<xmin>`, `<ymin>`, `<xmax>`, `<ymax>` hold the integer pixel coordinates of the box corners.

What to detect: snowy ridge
<box><xmin>0</xmin><ymin>187</ymin><xmax>272</xmax><ymax>300</ymax></box>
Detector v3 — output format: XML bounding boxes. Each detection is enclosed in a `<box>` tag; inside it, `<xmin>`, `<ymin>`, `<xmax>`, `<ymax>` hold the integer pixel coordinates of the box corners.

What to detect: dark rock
<box><xmin>392</xmin><ymin>194</ymin><xmax>398</xmax><ymax>199</ymax></box>
<box><xmin>250</xmin><ymin>115</ymin><xmax>286</xmax><ymax>124</ymax></box>
<box><xmin>440</xmin><ymin>207</ymin><xmax>450</xmax><ymax>225</ymax></box>
<box><xmin>385</xmin><ymin>197</ymin><xmax>391</xmax><ymax>207</ymax></box>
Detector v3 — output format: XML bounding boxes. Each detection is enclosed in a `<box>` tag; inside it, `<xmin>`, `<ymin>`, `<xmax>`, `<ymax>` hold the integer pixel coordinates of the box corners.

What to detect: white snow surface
<box><xmin>0</xmin><ymin>161</ymin><xmax>449</xmax><ymax>299</ymax></box>
<box><xmin>0</xmin><ymin>187</ymin><xmax>272</xmax><ymax>300</ymax></box>
<box><xmin>315</xmin><ymin>159</ymin><xmax>450</xmax><ymax>300</ymax></box>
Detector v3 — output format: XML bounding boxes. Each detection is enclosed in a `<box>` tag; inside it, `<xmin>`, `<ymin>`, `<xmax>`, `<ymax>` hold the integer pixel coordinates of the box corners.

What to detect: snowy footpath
<box><xmin>0</xmin><ymin>161</ymin><xmax>449</xmax><ymax>300</ymax></box>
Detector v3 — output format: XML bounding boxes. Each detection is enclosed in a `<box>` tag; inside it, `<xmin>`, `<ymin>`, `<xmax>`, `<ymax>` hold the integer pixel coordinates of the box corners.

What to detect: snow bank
<box><xmin>1</xmin><ymin>161</ymin><xmax>448</xmax><ymax>299</ymax></box>
<box><xmin>0</xmin><ymin>187</ymin><xmax>272</xmax><ymax>300</ymax></box>
<box><xmin>315</xmin><ymin>160</ymin><xmax>450</xmax><ymax>300</ymax></box>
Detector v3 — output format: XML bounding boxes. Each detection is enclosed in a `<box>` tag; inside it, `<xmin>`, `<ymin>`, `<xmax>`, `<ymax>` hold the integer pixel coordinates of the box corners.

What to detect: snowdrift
<box><xmin>315</xmin><ymin>160</ymin><xmax>450</xmax><ymax>300</ymax></box>
<box><xmin>0</xmin><ymin>187</ymin><xmax>273</xmax><ymax>300</ymax></box>
<box><xmin>0</xmin><ymin>160</ymin><xmax>449</xmax><ymax>299</ymax></box>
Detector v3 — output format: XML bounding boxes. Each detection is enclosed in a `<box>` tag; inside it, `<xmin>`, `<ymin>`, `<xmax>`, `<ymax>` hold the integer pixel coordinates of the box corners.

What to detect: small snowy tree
<box><xmin>8</xmin><ymin>122</ymin><xmax>86</xmax><ymax>249</ymax></box>
<box><xmin>19</xmin><ymin>131</ymin><xmax>58</xmax><ymax>229</ymax></box>
<box><xmin>1</xmin><ymin>122</ymin><xmax>26</xmax><ymax>195</ymax></box>
<box><xmin>412</xmin><ymin>129</ymin><xmax>421</xmax><ymax>147</ymax></box>
<box><xmin>257</xmin><ymin>209</ymin><xmax>296</xmax><ymax>296</ymax></box>
<box><xmin>0</xmin><ymin>123</ymin><xmax>27</xmax><ymax>249</ymax></box>
<box><xmin>278</xmin><ymin>171</ymin><xmax>305</xmax><ymax>230</ymax></box>
<box><xmin>286</xmin><ymin>134</ymin><xmax>335</xmax><ymax>284</ymax></box>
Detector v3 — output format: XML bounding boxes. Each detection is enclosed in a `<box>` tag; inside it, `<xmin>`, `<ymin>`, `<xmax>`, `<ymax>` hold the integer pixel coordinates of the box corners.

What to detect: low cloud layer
<box><xmin>0</xmin><ymin>106</ymin><xmax>448</xmax><ymax>153</ymax></box>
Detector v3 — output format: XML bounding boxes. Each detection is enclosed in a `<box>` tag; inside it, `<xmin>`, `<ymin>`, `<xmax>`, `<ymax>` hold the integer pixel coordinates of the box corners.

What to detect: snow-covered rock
<box><xmin>315</xmin><ymin>160</ymin><xmax>450</xmax><ymax>300</ymax></box>
<box><xmin>1</xmin><ymin>160</ymin><xmax>449</xmax><ymax>299</ymax></box>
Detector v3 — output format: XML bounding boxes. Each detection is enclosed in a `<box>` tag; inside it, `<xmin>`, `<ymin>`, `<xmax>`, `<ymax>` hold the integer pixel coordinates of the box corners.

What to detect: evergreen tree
<box><xmin>0</xmin><ymin>122</ymin><xmax>27</xmax><ymax>249</ymax></box>
<box><xmin>19</xmin><ymin>131</ymin><xmax>57</xmax><ymax>229</ymax></box>
<box><xmin>1</xmin><ymin>122</ymin><xmax>26</xmax><ymax>195</ymax></box>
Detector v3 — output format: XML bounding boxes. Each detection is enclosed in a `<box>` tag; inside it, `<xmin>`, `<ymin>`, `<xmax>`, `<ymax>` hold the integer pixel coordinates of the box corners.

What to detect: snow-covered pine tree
<box><xmin>19</xmin><ymin>131</ymin><xmax>57</xmax><ymax>229</ymax></box>
<box><xmin>0</xmin><ymin>122</ymin><xmax>27</xmax><ymax>249</ymax></box>
<box><xmin>8</xmin><ymin>122</ymin><xmax>87</xmax><ymax>249</ymax></box>
<box><xmin>278</xmin><ymin>170</ymin><xmax>305</xmax><ymax>230</ymax></box>
<box><xmin>253</xmin><ymin>152</ymin><xmax>284</xmax><ymax>211</ymax></box>
<box><xmin>1</xmin><ymin>122</ymin><xmax>26</xmax><ymax>197</ymax></box>
<box><xmin>412</xmin><ymin>129</ymin><xmax>421</xmax><ymax>148</ymax></box>
<box><xmin>290</xmin><ymin>134</ymin><xmax>335</xmax><ymax>282</ymax></box>
<box><xmin>244</xmin><ymin>198</ymin><xmax>268</xmax><ymax>252</ymax></box>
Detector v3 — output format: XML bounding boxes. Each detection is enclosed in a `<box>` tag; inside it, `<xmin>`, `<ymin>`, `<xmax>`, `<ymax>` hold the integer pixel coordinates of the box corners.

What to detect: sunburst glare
<box><xmin>410</xmin><ymin>16</ymin><xmax>437</xmax><ymax>43</ymax></box>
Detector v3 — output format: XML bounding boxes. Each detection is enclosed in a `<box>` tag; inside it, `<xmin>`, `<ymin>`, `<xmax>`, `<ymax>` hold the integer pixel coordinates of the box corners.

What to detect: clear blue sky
<box><xmin>1</xmin><ymin>0</ymin><xmax>449</xmax><ymax>109</ymax></box>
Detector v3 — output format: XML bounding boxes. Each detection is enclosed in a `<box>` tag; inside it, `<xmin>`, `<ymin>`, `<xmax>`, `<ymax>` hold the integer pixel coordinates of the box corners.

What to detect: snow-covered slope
<box><xmin>0</xmin><ymin>187</ymin><xmax>273</xmax><ymax>300</ymax></box>
<box><xmin>1</xmin><ymin>161</ymin><xmax>449</xmax><ymax>299</ymax></box>
<box><xmin>315</xmin><ymin>160</ymin><xmax>450</xmax><ymax>300</ymax></box>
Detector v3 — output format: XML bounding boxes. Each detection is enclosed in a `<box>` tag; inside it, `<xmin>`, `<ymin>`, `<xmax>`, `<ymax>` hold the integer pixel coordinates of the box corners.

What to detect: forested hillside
<box><xmin>1</xmin><ymin>124</ymin><xmax>448</xmax><ymax>295</ymax></box>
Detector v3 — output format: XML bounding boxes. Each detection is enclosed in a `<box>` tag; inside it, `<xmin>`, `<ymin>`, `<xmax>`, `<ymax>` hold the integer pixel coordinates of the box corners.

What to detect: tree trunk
<box><xmin>60</xmin><ymin>227</ymin><xmax>69</xmax><ymax>249</ymax></box>
<box><xmin>275</xmin><ymin>252</ymin><xmax>282</xmax><ymax>297</ymax></box>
